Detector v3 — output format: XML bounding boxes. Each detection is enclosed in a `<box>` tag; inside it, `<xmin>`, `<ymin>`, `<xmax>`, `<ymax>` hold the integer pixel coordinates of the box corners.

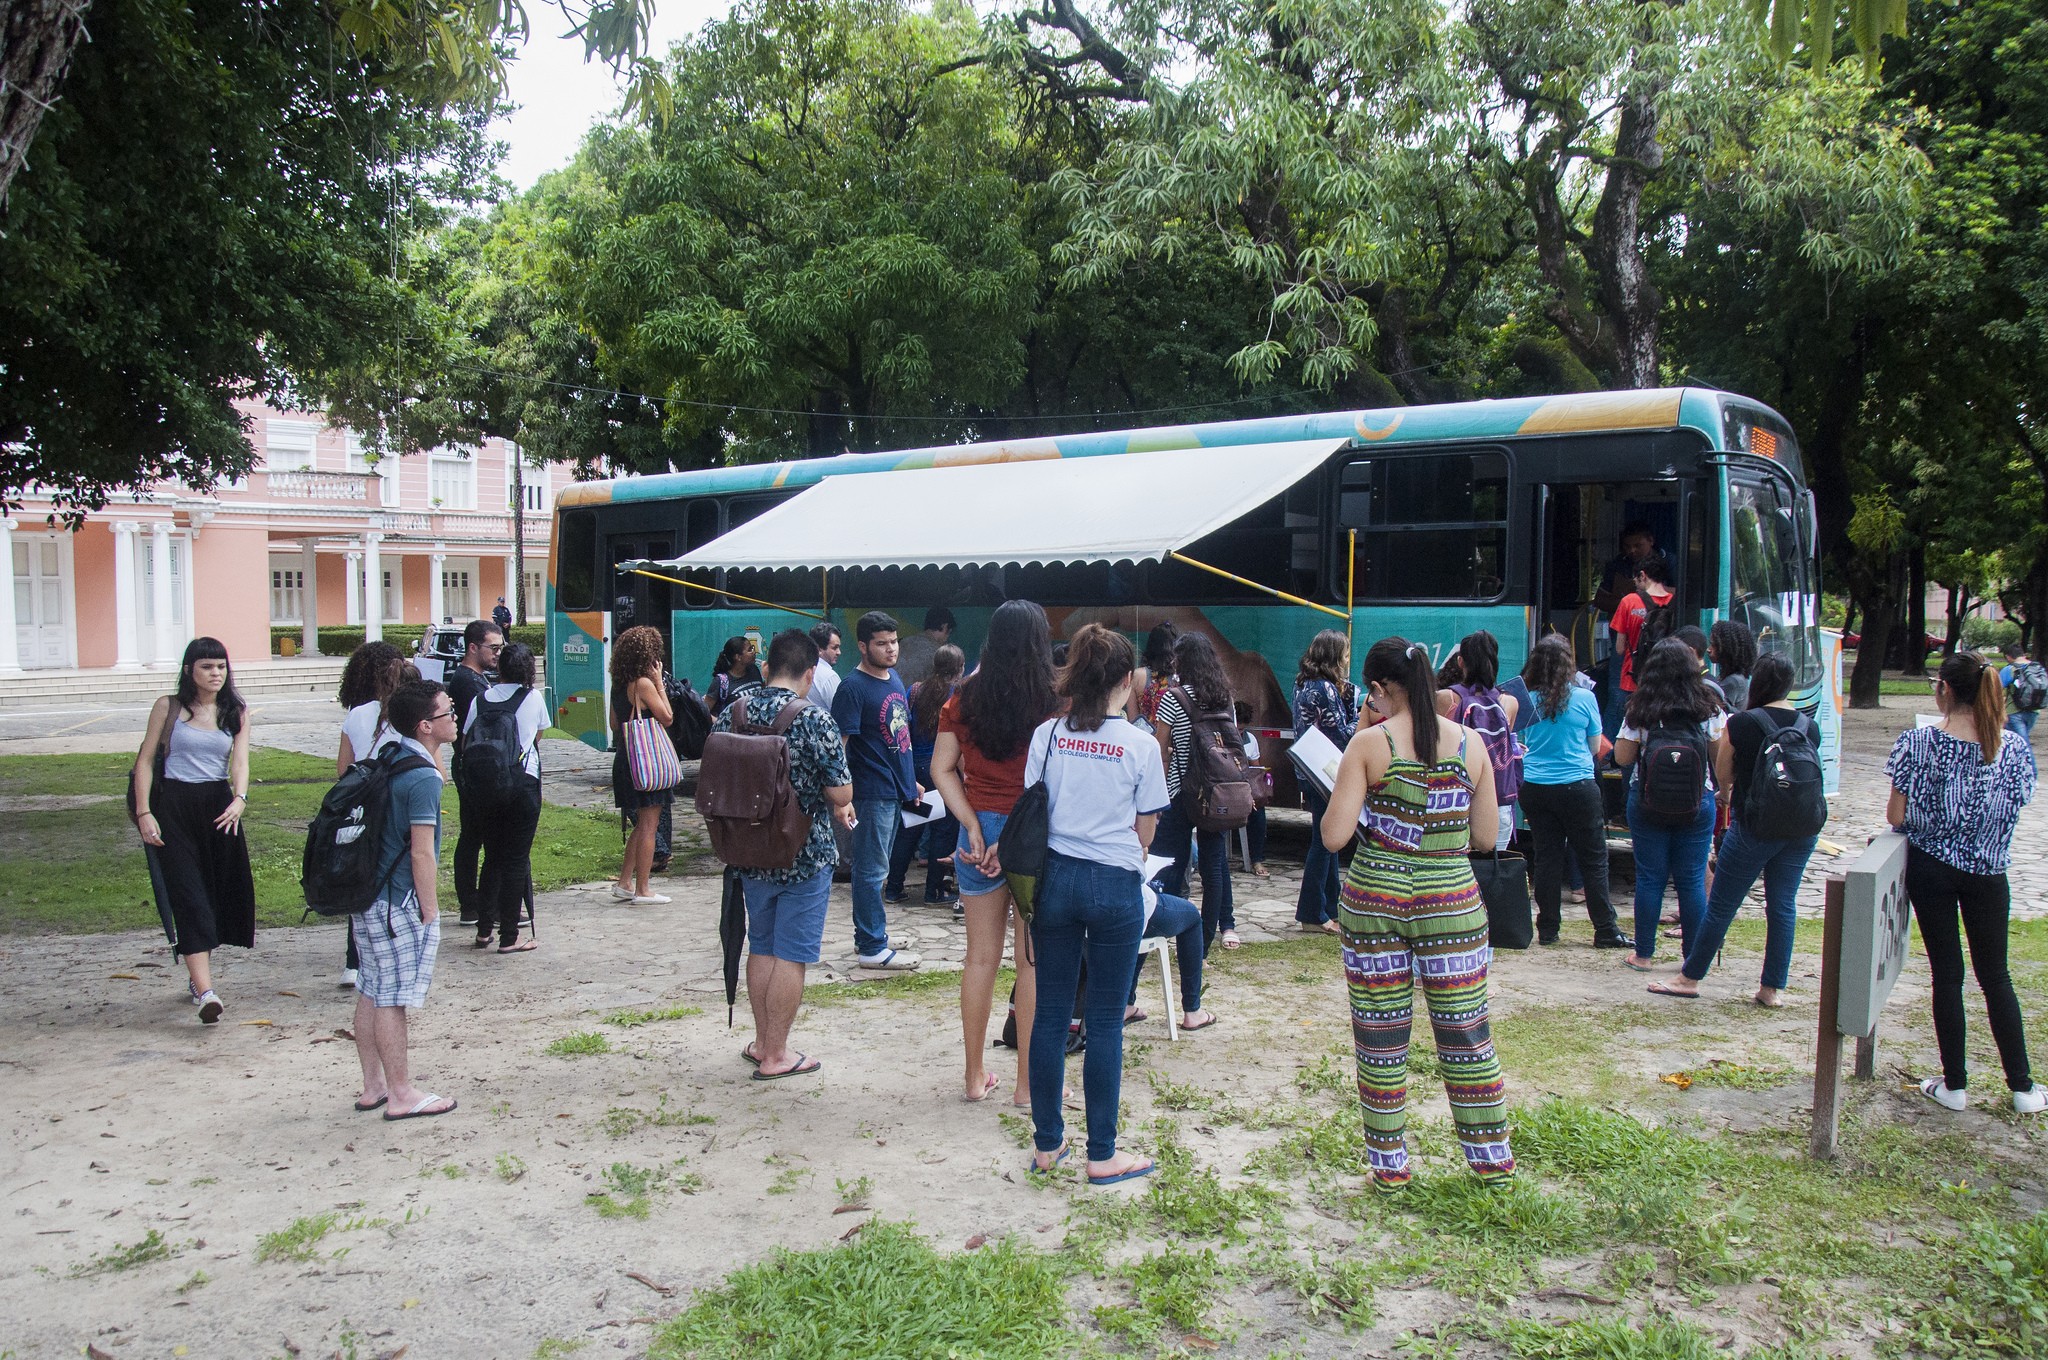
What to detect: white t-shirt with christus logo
<box><xmin>1024</xmin><ymin>715</ymin><xmax>1171</xmax><ymax>873</ymax></box>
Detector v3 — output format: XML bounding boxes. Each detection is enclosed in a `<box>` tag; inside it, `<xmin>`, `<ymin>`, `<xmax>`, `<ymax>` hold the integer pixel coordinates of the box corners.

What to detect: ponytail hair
<box><xmin>1058</xmin><ymin>623</ymin><xmax>1136</xmax><ymax>732</ymax></box>
<box><xmin>1362</xmin><ymin>636</ymin><xmax>1439</xmax><ymax>767</ymax></box>
<box><xmin>1940</xmin><ymin>651</ymin><xmax>2004</xmax><ymax>763</ymax></box>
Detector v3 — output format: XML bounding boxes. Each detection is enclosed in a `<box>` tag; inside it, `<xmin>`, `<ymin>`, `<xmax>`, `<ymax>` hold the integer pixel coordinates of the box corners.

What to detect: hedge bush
<box><xmin>1961</xmin><ymin>616</ymin><xmax>2022</xmax><ymax>651</ymax></box>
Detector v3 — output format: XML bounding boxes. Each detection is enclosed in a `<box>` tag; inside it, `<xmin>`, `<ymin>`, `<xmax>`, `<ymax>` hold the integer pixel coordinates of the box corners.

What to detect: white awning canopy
<box><xmin>648</xmin><ymin>439</ymin><xmax>1349</xmax><ymax>572</ymax></box>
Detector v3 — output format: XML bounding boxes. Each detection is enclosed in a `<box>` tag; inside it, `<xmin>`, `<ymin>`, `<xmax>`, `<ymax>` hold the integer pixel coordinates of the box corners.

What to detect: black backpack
<box><xmin>302</xmin><ymin>747</ymin><xmax>435</xmax><ymax>917</ymax></box>
<box><xmin>2010</xmin><ymin>661</ymin><xmax>2048</xmax><ymax>714</ymax></box>
<box><xmin>667</xmin><ymin>673</ymin><xmax>714</xmax><ymax>760</ymax></box>
<box><xmin>1635</xmin><ymin>724</ymin><xmax>1711</xmax><ymax>827</ymax></box>
<box><xmin>1630</xmin><ymin>596</ymin><xmax>1680</xmax><ymax>686</ymax></box>
<box><xmin>1741</xmin><ymin>712</ymin><xmax>1828</xmax><ymax>839</ymax></box>
<box><xmin>457</xmin><ymin>692</ymin><xmax>530</xmax><ymax>802</ymax></box>
<box><xmin>1171</xmin><ymin>685</ymin><xmax>1255</xmax><ymax>833</ymax></box>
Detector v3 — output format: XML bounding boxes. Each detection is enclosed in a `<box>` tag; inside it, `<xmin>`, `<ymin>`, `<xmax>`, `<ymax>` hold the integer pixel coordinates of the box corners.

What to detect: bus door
<box><xmin>608</xmin><ymin>533</ymin><xmax>676</xmax><ymax>668</ymax></box>
<box><xmin>1536</xmin><ymin>479</ymin><xmax>1685</xmax><ymax>665</ymax></box>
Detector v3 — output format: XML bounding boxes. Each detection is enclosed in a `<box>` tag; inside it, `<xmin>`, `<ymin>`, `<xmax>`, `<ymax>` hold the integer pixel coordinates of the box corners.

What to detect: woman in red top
<box><xmin>931</xmin><ymin>600</ymin><xmax>1060</xmax><ymax>1103</ymax></box>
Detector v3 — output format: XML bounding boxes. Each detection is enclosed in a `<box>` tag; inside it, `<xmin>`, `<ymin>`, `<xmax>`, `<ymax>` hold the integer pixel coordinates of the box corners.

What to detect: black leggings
<box><xmin>1906</xmin><ymin>845</ymin><xmax>2034</xmax><ymax>1093</ymax></box>
<box><xmin>476</xmin><ymin>777</ymin><xmax>543</xmax><ymax>945</ymax></box>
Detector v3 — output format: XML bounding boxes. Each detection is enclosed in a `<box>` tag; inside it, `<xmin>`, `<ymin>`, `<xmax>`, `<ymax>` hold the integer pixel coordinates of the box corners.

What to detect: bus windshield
<box><xmin>1726</xmin><ymin>472</ymin><xmax>1820</xmax><ymax>689</ymax></box>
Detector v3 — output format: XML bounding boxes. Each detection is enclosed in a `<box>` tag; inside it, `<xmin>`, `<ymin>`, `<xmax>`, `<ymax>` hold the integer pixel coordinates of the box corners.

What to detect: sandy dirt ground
<box><xmin>2</xmin><ymin>699</ymin><xmax>2043</xmax><ymax>1359</ymax></box>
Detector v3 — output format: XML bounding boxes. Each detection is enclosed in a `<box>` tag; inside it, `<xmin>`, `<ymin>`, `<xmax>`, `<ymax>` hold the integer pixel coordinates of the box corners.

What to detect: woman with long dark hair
<box><xmin>707</xmin><ymin>635</ymin><xmax>759</xmax><ymax>715</ymax></box>
<box><xmin>1131</xmin><ymin>621</ymin><xmax>1179</xmax><ymax>727</ymax></box>
<box><xmin>132</xmin><ymin>638</ymin><xmax>256</xmax><ymax>1024</ymax></box>
<box><xmin>1153</xmin><ymin>632</ymin><xmax>1239</xmax><ymax>949</ymax></box>
<box><xmin>1436</xmin><ymin>631</ymin><xmax>1520</xmax><ymax>852</ymax></box>
<box><xmin>1321</xmin><ymin>637</ymin><xmax>1512</xmax><ymax>1191</ymax></box>
<box><xmin>1708</xmin><ymin>620</ymin><xmax>1758</xmax><ymax>713</ymax></box>
<box><xmin>1516</xmin><ymin>635</ymin><xmax>1627</xmax><ymax>949</ymax></box>
<box><xmin>1649</xmin><ymin>653</ymin><xmax>1819</xmax><ymax>1005</ymax></box>
<box><xmin>932</xmin><ymin>601</ymin><xmax>1059</xmax><ymax>1103</ymax></box>
<box><xmin>465</xmin><ymin>642</ymin><xmax>550</xmax><ymax>953</ymax></box>
<box><xmin>887</xmin><ymin>643</ymin><xmax>964</xmax><ymax>908</ymax></box>
<box><xmin>1023</xmin><ymin>623</ymin><xmax>1167</xmax><ymax>1183</ymax></box>
<box><xmin>1615</xmin><ymin>637</ymin><xmax>1727</xmax><ymax>969</ymax></box>
<box><xmin>333</xmin><ymin>639</ymin><xmax>406</xmax><ymax>989</ymax></box>
<box><xmin>610</xmin><ymin>625</ymin><xmax>675</xmax><ymax>904</ymax></box>
<box><xmin>1886</xmin><ymin>651</ymin><xmax>2041</xmax><ymax>1114</ymax></box>
<box><xmin>1292</xmin><ymin>628</ymin><xmax>1357</xmax><ymax>932</ymax></box>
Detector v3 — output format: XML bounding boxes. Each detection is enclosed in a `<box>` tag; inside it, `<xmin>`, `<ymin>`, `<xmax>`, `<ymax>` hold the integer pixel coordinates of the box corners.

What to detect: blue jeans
<box><xmin>1681</xmin><ymin>819</ymin><xmax>1814</xmax><ymax>988</ymax></box>
<box><xmin>1029</xmin><ymin>851</ymin><xmax>1144</xmax><ymax>1161</ymax></box>
<box><xmin>2007</xmin><ymin>709</ymin><xmax>2038</xmax><ymax>741</ymax></box>
<box><xmin>1131</xmin><ymin>890</ymin><xmax>1205</xmax><ymax>1013</ymax></box>
<box><xmin>1625</xmin><ymin>784</ymin><xmax>1714</xmax><ymax>959</ymax></box>
<box><xmin>1296</xmin><ymin>787</ymin><xmax>1342</xmax><ymax>924</ymax></box>
<box><xmin>1156</xmin><ymin>800</ymin><xmax>1234</xmax><ymax>946</ymax></box>
<box><xmin>850</xmin><ymin>798</ymin><xmax>901</xmax><ymax>957</ymax></box>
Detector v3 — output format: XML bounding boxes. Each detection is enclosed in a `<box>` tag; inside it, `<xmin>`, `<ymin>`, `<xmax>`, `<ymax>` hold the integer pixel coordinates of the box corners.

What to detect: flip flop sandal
<box><xmin>751</xmin><ymin>1053</ymin><xmax>821</xmax><ymax>1081</ymax></box>
<box><xmin>1029</xmin><ymin>1141</ymin><xmax>1070</xmax><ymax>1175</ymax></box>
<box><xmin>1221</xmin><ymin>931</ymin><xmax>1242</xmax><ymax>949</ymax></box>
<box><xmin>473</xmin><ymin>932</ymin><xmax>493</xmax><ymax>949</ymax></box>
<box><xmin>1621</xmin><ymin>957</ymin><xmax>1659</xmax><ymax>972</ymax></box>
<box><xmin>1646</xmin><ymin>981</ymin><xmax>1700</xmax><ymax>998</ymax></box>
<box><xmin>497</xmin><ymin>939</ymin><xmax>538</xmax><ymax>953</ymax></box>
<box><xmin>354</xmin><ymin>1095</ymin><xmax>388</xmax><ymax>1113</ymax></box>
<box><xmin>740</xmin><ymin>1044</ymin><xmax>762</xmax><ymax>1067</ymax></box>
<box><xmin>1088</xmin><ymin>1158</ymin><xmax>1156</xmax><ymax>1187</ymax></box>
<box><xmin>1179</xmin><ymin>1013</ymin><xmax>1220</xmax><ymax>1032</ymax></box>
<box><xmin>962</xmin><ymin>1072</ymin><xmax>1001</xmax><ymax>1103</ymax></box>
<box><xmin>384</xmin><ymin>1094</ymin><xmax>457</xmax><ymax>1121</ymax></box>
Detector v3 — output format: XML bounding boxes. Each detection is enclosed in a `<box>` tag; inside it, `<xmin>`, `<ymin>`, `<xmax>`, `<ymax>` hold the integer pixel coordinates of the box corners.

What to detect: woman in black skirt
<box><xmin>132</xmin><ymin>637</ymin><xmax>257</xmax><ymax>1024</ymax></box>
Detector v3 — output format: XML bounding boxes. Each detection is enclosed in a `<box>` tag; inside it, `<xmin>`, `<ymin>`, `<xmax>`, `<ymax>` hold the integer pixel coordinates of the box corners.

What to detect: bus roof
<box><xmin>559</xmin><ymin>386</ymin><xmax>1787</xmax><ymax>508</ymax></box>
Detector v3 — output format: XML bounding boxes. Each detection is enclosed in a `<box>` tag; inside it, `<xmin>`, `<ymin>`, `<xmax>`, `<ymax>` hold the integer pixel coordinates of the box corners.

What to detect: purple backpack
<box><xmin>1451</xmin><ymin>683</ymin><xmax>1521</xmax><ymax>805</ymax></box>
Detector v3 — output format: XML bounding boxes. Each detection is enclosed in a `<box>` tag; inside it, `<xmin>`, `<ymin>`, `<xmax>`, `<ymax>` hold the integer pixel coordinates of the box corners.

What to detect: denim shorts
<box><xmin>741</xmin><ymin>867</ymin><xmax>832</xmax><ymax>964</ymax></box>
<box><xmin>955</xmin><ymin>810</ymin><xmax>1009</xmax><ymax>898</ymax></box>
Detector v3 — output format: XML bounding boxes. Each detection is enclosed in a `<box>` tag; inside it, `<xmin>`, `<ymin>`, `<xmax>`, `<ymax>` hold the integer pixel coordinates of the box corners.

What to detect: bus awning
<box><xmin>650</xmin><ymin>438</ymin><xmax>1350</xmax><ymax>572</ymax></box>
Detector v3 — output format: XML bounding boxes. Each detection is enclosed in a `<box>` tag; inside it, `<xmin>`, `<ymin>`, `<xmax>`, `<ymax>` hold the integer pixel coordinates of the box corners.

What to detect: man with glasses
<box><xmin>447</xmin><ymin>619</ymin><xmax>504</xmax><ymax>925</ymax></box>
<box><xmin>351</xmin><ymin>680</ymin><xmax>458</xmax><ymax>1122</ymax></box>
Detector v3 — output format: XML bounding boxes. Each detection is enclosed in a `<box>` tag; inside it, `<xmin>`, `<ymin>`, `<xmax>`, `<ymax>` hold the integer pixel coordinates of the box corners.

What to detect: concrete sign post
<box><xmin>1812</xmin><ymin>832</ymin><xmax>1913</xmax><ymax>1160</ymax></box>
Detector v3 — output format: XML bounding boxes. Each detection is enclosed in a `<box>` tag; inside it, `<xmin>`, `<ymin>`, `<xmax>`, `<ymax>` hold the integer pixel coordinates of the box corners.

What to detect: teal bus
<box><xmin>545</xmin><ymin>387</ymin><xmax>1842</xmax><ymax>797</ymax></box>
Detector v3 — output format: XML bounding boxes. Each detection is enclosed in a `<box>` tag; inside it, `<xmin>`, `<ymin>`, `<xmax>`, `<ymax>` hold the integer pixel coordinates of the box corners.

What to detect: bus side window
<box><xmin>557</xmin><ymin>510</ymin><xmax>596</xmax><ymax>611</ymax></box>
<box><xmin>1340</xmin><ymin>452</ymin><xmax>1510</xmax><ymax>601</ymax></box>
<box><xmin>679</xmin><ymin>499</ymin><xmax>721</xmax><ymax>609</ymax></box>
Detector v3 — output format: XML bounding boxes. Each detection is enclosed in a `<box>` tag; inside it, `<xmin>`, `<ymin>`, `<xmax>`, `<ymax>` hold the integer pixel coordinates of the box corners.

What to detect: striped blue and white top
<box><xmin>1885</xmin><ymin>726</ymin><xmax>2036</xmax><ymax>876</ymax></box>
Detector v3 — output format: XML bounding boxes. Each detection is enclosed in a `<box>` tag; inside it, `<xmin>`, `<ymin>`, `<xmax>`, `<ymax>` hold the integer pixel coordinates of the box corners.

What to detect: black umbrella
<box><xmin>719</xmin><ymin>867</ymin><xmax>746</xmax><ymax>1027</ymax></box>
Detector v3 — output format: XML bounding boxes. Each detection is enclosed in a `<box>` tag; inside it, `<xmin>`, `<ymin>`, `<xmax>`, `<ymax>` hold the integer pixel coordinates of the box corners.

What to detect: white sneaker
<box><xmin>631</xmin><ymin>893</ymin><xmax>672</xmax><ymax>905</ymax></box>
<box><xmin>856</xmin><ymin>948</ymin><xmax>921</xmax><ymax>971</ymax></box>
<box><xmin>1918</xmin><ymin>1077</ymin><xmax>1966</xmax><ymax>1111</ymax></box>
<box><xmin>608</xmin><ymin>883</ymin><xmax>635</xmax><ymax>901</ymax></box>
<box><xmin>2014</xmin><ymin>1084</ymin><xmax>2046</xmax><ymax>1115</ymax></box>
<box><xmin>196</xmin><ymin>991</ymin><xmax>224</xmax><ymax>1025</ymax></box>
<box><xmin>339</xmin><ymin>968</ymin><xmax>358</xmax><ymax>990</ymax></box>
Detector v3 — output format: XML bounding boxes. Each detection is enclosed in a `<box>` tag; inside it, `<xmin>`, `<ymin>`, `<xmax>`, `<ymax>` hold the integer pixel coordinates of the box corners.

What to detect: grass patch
<box><xmin>649</xmin><ymin>1219</ymin><xmax>1068</xmax><ymax>1360</ymax></box>
<box><xmin>1499</xmin><ymin>1314</ymin><xmax>1727</xmax><ymax>1359</ymax></box>
<box><xmin>495</xmin><ymin>1154</ymin><xmax>527</xmax><ymax>1183</ymax></box>
<box><xmin>69</xmin><ymin>1229</ymin><xmax>177</xmax><ymax>1277</ymax></box>
<box><xmin>0</xmin><ymin>748</ymin><xmax>627</xmax><ymax>935</ymax></box>
<box><xmin>545</xmin><ymin>1031</ymin><xmax>611</xmax><ymax>1058</ymax></box>
<box><xmin>1660</xmin><ymin>1059</ymin><xmax>1792</xmax><ymax>1092</ymax></box>
<box><xmin>604</xmin><ymin>1003</ymin><xmax>703</xmax><ymax>1027</ymax></box>
<box><xmin>804</xmin><ymin>966</ymin><xmax>964</xmax><ymax>1006</ymax></box>
<box><xmin>1900</xmin><ymin>1211</ymin><xmax>2048</xmax><ymax>1357</ymax></box>
<box><xmin>586</xmin><ymin>1160</ymin><xmax>703</xmax><ymax>1218</ymax></box>
<box><xmin>255</xmin><ymin>1212</ymin><xmax>338</xmax><ymax>1264</ymax></box>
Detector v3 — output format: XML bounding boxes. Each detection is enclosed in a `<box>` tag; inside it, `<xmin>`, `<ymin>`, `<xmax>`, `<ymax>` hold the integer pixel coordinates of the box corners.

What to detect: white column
<box><xmin>300</xmin><ymin>540</ymin><xmax>321</xmax><ymax>656</ymax></box>
<box><xmin>363</xmin><ymin>532</ymin><xmax>384</xmax><ymax>642</ymax></box>
<box><xmin>429</xmin><ymin>550</ymin><xmax>446</xmax><ymax>625</ymax></box>
<box><xmin>0</xmin><ymin>519</ymin><xmax>19</xmax><ymax>675</ymax></box>
<box><xmin>149</xmin><ymin>522</ymin><xmax>177</xmax><ymax>667</ymax></box>
<box><xmin>110</xmin><ymin>522</ymin><xmax>141</xmax><ymax>671</ymax></box>
<box><xmin>345</xmin><ymin>549</ymin><xmax>363</xmax><ymax>626</ymax></box>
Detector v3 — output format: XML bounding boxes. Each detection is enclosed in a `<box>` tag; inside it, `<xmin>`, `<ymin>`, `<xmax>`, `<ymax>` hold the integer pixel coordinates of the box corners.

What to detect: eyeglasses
<box><xmin>431</xmin><ymin>707</ymin><xmax>457</xmax><ymax>721</ymax></box>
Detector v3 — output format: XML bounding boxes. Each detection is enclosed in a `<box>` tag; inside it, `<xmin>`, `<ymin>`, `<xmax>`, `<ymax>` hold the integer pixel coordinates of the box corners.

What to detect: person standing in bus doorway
<box><xmin>896</xmin><ymin>606</ymin><xmax>956</xmax><ymax>688</ymax></box>
<box><xmin>1594</xmin><ymin>522</ymin><xmax>1657</xmax><ymax>616</ymax></box>
<box><xmin>1320</xmin><ymin>637</ymin><xmax>1513</xmax><ymax>1192</ymax></box>
<box><xmin>833</xmin><ymin>611</ymin><xmax>922</xmax><ymax>970</ymax></box>
<box><xmin>1604</xmin><ymin>553</ymin><xmax>1678</xmax><ymax>740</ymax></box>
<box><xmin>445</xmin><ymin>619</ymin><xmax>503</xmax><ymax>926</ymax></box>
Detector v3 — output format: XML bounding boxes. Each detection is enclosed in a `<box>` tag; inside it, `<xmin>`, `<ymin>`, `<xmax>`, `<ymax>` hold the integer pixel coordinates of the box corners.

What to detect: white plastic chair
<box><xmin>1136</xmin><ymin>935</ymin><xmax>1179</xmax><ymax>1041</ymax></box>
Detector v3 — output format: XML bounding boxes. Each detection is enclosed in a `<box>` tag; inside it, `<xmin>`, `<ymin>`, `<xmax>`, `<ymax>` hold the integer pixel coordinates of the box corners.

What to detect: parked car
<box><xmin>1841</xmin><ymin>630</ymin><xmax>1945</xmax><ymax>655</ymax></box>
<box><xmin>412</xmin><ymin>625</ymin><xmax>468</xmax><ymax>683</ymax></box>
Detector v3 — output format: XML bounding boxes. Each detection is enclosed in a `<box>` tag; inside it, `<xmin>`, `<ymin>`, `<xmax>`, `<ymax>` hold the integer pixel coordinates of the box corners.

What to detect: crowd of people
<box><xmin>126</xmin><ymin>556</ymin><xmax>2044</xmax><ymax>1151</ymax></box>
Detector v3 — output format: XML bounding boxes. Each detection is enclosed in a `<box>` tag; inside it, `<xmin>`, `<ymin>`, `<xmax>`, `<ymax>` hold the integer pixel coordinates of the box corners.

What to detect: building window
<box><xmin>429</xmin><ymin>449</ymin><xmax>477</xmax><ymax>510</ymax></box>
<box><xmin>441</xmin><ymin>567</ymin><xmax>475</xmax><ymax>620</ymax></box>
<box><xmin>346</xmin><ymin>431</ymin><xmax>400</xmax><ymax>506</ymax></box>
<box><xmin>514</xmin><ymin>479</ymin><xmax>546</xmax><ymax>512</ymax></box>
<box><xmin>266</xmin><ymin>420</ymin><xmax>320</xmax><ymax>472</ymax></box>
<box><xmin>270</xmin><ymin>567</ymin><xmax>305</xmax><ymax>623</ymax></box>
<box><xmin>524</xmin><ymin>569</ymin><xmax>545</xmax><ymax>616</ymax></box>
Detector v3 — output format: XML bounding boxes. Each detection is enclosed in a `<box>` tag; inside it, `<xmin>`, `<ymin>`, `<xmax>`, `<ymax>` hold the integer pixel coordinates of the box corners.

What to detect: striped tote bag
<box><xmin>622</xmin><ymin>706</ymin><xmax>682</xmax><ymax>793</ymax></box>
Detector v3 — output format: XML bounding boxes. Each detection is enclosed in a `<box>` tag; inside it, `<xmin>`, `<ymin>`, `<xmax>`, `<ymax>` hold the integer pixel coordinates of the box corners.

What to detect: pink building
<box><xmin>2</xmin><ymin>401</ymin><xmax>573</xmax><ymax>674</ymax></box>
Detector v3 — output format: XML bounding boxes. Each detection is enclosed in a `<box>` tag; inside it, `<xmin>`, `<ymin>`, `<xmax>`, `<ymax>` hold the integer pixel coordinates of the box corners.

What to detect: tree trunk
<box><xmin>1901</xmin><ymin>545</ymin><xmax>1928</xmax><ymax>675</ymax></box>
<box><xmin>1942</xmin><ymin>582</ymin><xmax>1967</xmax><ymax>659</ymax></box>
<box><xmin>1587</xmin><ymin>91</ymin><xmax>1665</xmax><ymax>388</ymax></box>
<box><xmin>1846</xmin><ymin>551</ymin><xmax>1905</xmax><ymax>710</ymax></box>
<box><xmin>1</xmin><ymin>0</ymin><xmax>93</xmax><ymax>204</ymax></box>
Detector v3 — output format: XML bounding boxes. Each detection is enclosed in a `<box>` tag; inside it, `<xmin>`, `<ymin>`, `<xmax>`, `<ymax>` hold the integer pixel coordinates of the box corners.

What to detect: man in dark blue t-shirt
<box><xmin>831</xmin><ymin>611</ymin><xmax>921</xmax><ymax>969</ymax></box>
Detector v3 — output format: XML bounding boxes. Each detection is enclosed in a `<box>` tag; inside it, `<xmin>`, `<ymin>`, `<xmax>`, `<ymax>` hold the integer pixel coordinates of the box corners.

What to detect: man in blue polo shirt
<box><xmin>831</xmin><ymin>611</ymin><xmax>921</xmax><ymax>969</ymax></box>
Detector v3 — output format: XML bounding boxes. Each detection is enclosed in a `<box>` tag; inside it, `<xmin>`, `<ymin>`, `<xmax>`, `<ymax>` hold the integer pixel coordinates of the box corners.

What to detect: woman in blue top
<box><xmin>1291</xmin><ymin>629</ymin><xmax>1357</xmax><ymax>932</ymax></box>
<box><xmin>1515</xmin><ymin>636</ymin><xmax>1627</xmax><ymax>949</ymax></box>
<box><xmin>1886</xmin><ymin>651</ymin><xmax>2043</xmax><ymax>1116</ymax></box>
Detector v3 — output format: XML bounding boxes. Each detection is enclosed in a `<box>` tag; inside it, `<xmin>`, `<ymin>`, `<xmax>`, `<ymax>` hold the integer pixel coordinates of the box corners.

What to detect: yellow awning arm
<box><xmin>1166</xmin><ymin>551</ymin><xmax>1348</xmax><ymax>620</ymax></box>
<box><xmin>627</xmin><ymin>569</ymin><xmax>827</xmax><ymax>622</ymax></box>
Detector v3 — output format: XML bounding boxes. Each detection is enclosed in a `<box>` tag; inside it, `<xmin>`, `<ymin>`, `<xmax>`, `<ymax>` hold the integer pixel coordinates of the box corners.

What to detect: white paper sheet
<box><xmin>900</xmin><ymin>789</ymin><xmax>948</xmax><ymax>828</ymax></box>
<box><xmin>1286</xmin><ymin>726</ymin><xmax>1345</xmax><ymax>798</ymax></box>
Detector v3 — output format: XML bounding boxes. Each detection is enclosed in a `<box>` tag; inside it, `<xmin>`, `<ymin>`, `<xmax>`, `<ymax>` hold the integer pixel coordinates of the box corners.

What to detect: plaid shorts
<box><xmin>353</xmin><ymin>893</ymin><xmax>440</xmax><ymax>1009</ymax></box>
